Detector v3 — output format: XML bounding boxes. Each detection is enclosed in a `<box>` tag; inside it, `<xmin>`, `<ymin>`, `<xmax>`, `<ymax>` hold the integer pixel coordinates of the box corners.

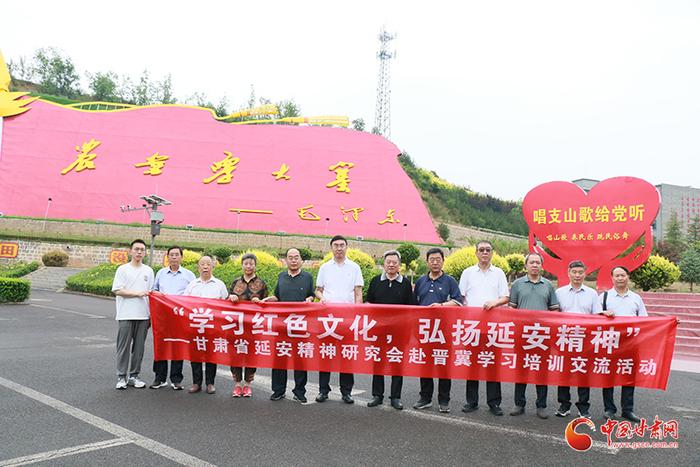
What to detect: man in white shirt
<box><xmin>112</xmin><ymin>239</ymin><xmax>154</xmax><ymax>390</ymax></box>
<box><xmin>554</xmin><ymin>260</ymin><xmax>601</xmax><ymax>419</ymax></box>
<box><xmin>184</xmin><ymin>256</ymin><xmax>229</xmax><ymax>395</ymax></box>
<box><xmin>314</xmin><ymin>235</ymin><xmax>364</xmax><ymax>404</ymax></box>
<box><xmin>150</xmin><ymin>245</ymin><xmax>196</xmax><ymax>390</ymax></box>
<box><xmin>458</xmin><ymin>241</ymin><xmax>509</xmax><ymax>416</ymax></box>
<box><xmin>599</xmin><ymin>266</ymin><xmax>647</xmax><ymax>423</ymax></box>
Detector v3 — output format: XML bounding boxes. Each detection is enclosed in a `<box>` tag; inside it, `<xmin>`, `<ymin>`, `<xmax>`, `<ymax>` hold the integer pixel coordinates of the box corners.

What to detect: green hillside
<box><xmin>399</xmin><ymin>154</ymin><xmax>528</xmax><ymax>236</ymax></box>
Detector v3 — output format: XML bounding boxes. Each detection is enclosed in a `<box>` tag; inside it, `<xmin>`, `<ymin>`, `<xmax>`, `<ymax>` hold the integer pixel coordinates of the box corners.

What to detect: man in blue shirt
<box><xmin>413</xmin><ymin>248</ymin><xmax>463</xmax><ymax>413</ymax></box>
<box><xmin>150</xmin><ymin>246</ymin><xmax>195</xmax><ymax>390</ymax></box>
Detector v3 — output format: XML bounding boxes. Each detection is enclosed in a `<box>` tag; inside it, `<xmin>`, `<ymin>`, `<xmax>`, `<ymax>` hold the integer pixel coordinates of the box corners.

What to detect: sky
<box><xmin>2</xmin><ymin>0</ymin><xmax>699</xmax><ymax>201</ymax></box>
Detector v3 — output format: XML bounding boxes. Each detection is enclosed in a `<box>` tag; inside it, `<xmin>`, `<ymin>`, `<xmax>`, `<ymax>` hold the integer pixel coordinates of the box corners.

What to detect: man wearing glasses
<box><xmin>112</xmin><ymin>239</ymin><xmax>154</xmax><ymax>390</ymax></box>
<box><xmin>458</xmin><ymin>241</ymin><xmax>509</xmax><ymax>416</ymax></box>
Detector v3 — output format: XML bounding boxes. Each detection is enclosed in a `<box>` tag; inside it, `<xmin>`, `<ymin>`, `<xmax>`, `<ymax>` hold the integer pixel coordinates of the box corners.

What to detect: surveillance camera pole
<box><xmin>120</xmin><ymin>195</ymin><xmax>172</xmax><ymax>266</ymax></box>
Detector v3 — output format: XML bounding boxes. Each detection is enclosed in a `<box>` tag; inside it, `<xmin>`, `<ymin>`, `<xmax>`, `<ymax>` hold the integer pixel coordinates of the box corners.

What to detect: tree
<box><xmin>679</xmin><ymin>247</ymin><xmax>700</xmax><ymax>292</ymax></box>
<box><xmin>630</xmin><ymin>255</ymin><xmax>681</xmax><ymax>291</ymax></box>
<box><xmin>687</xmin><ymin>216</ymin><xmax>700</xmax><ymax>245</ymax></box>
<box><xmin>213</xmin><ymin>96</ymin><xmax>229</xmax><ymax>117</ymax></box>
<box><xmin>657</xmin><ymin>212</ymin><xmax>685</xmax><ymax>263</ymax></box>
<box><xmin>88</xmin><ymin>71</ymin><xmax>118</xmax><ymax>101</ymax></box>
<box><xmin>277</xmin><ymin>99</ymin><xmax>300</xmax><ymax>118</ymax></box>
<box><xmin>32</xmin><ymin>48</ymin><xmax>80</xmax><ymax>98</ymax></box>
<box><xmin>397</xmin><ymin>243</ymin><xmax>420</xmax><ymax>275</ymax></box>
<box><xmin>7</xmin><ymin>56</ymin><xmax>34</xmax><ymax>81</ymax></box>
<box><xmin>351</xmin><ymin>118</ymin><xmax>365</xmax><ymax>132</ymax></box>
<box><xmin>437</xmin><ymin>223</ymin><xmax>450</xmax><ymax>242</ymax></box>
<box><xmin>155</xmin><ymin>74</ymin><xmax>176</xmax><ymax>104</ymax></box>
<box><xmin>133</xmin><ymin>70</ymin><xmax>153</xmax><ymax>105</ymax></box>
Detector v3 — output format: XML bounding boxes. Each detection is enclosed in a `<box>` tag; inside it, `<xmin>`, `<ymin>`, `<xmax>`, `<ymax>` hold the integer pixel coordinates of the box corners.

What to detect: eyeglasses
<box><xmin>477</xmin><ymin>248</ymin><xmax>492</xmax><ymax>252</ymax></box>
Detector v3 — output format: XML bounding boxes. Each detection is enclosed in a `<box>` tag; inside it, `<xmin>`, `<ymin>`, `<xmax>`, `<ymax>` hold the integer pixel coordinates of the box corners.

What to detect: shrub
<box><xmin>205</xmin><ymin>245</ymin><xmax>234</xmax><ymax>264</ymax></box>
<box><xmin>505</xmin><ymin>253</ymin><xmax>525</xmax><ymax>280</ymax></box>
<box><xmin>630</xmin><ymin>255</ymin><xmax>681</xmax><ymax>291</ymax></box>
<box><xmin>42</xmin><ymin>250</ymin><xmax>69</xmax><ymax>267</ymax></box>
<box><xmin>0</xmin><ymin>261</ymin><xmax>40</xmax><ymax>278</ymax></box>
<box><xmin>214</xmin><ymin>250</ymin><xmax>284</xmax><ymax>292</ymax></box>
<box><xmin>297</xmin><ymin>247</ymin><xmax>313</xmax><ymax>261</ymax></box>
<box><xmin>443</xmin><ymin>246</ymin><xmax>510</xmax><ymax>281</ymax></box>
<box><xmin>0</xmin><ymin>277</ymin><xmax>31</xmax><ymax>302</ymax></box>
<box><xmin>397</xmin><ymin>243</ymin><xmax>420</xmax><ymax>268</ymax></box>
<box><xmin>65</xmin><ymin>263</ymin><xmax>119</xmax><ymax>296</ymax></box>
<box><xmin>181</xmin><ymin>249</ymin><xmax>202</xmax><ymax>267</ymax></box>
<box><xmin>437</xmin><ymin>223</ymin><xmax>450</xmax><ymax>241</ymax></box>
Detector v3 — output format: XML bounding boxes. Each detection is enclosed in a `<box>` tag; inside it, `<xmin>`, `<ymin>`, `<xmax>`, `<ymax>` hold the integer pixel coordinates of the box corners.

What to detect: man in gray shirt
<box><xmin>554</xmin><ymin>260</ymin><xmax>601</xmax><ymax>418</ymax></box>
<box><xmin>508</xmin><ymin>252</ymin><xmax>559</xmax><ymax>419</ymax></box>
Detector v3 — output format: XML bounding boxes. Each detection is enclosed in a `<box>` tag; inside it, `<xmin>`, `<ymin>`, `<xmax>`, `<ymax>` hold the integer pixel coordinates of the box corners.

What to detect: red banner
<box><xmin>150</xmin><ymin>293</ymin><xmax>677</xmax><ymax>390</ymax></box>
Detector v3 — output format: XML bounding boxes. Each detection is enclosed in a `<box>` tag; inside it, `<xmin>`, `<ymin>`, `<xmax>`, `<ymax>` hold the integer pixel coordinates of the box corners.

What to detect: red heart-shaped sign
<box><xmin>523</xmin><ymin>177</ymin><xmax>660</xmax><ymax>276</ymax></box>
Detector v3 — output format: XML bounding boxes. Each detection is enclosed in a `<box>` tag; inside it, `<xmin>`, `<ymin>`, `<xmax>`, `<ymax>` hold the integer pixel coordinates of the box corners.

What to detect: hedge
<box><xmin>0</xmin><ymin>261</ymin><xmax>40</xmax><ymax>278</ymax></box>
<box><xmin>42</xmin><ymin>250</ymin><xmax>69</xmax><ymax>267</ymax></box>
<box><xmin>66</xmin><ymin>263</ymin><xmax>120</xmax><ymax>296</ymax></box>
<box><xmin>0</xmin><ymin>277</ymin><xmax>31</xmax><ymax>303</ymax></box>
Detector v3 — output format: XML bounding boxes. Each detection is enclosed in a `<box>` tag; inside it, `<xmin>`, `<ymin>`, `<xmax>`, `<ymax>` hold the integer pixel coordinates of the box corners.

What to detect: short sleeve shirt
<box><xmin>112</xmin><ymin>263</ymin><xmax>154</xmax><ymax>320</ymax></box>
<box><xmin>414</xmin><ymin>272</ymin><xmax>463</xmax><ymax>306</ymax></box>
<box><xmin>274</xmin><ymin>270</ymin><xmax>314</xmax><ymax>302</ymax></box>
<box><xmin>509</xmin><ymin>276</ymin><xmax>559</xmax><ymax>311</ymax></box>
<box><xmin>316</xmin><ymin>258</ymin><xmax>364</xmax><ymax>304</ymax></box>
<box><xmin>458</xmin><ymin>264</ymin><xmax>509</xmax><ymax>307</ymax></box>
<box><xmin>599</xmin><ymin>289</ymin><xmax>647</xmax><ymax>317</ymax></box>
<box><xmin>184</xmin><ymin>277</ymin><xmax>229</xmax><ymax>299</ymax></box>
<box><xmin>153</xmin><ymin>266</ymin><xmax>196</xmax><ymax>295</ymax></box>
<box><xmin>555</xmin><ymin>284</ymin><xmax>602</xmax><ymax>314</ymax></box>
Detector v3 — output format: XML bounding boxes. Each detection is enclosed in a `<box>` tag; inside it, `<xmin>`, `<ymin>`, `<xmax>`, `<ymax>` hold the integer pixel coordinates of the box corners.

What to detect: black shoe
<box><xmin>390</xmin><ymin>399</ymin><xmax>403</xmax><ymax>410</ymax></box>
<box><xmin>555</xmin><ymin>405</ymin><xmax>571</xmax><ymax>417</ymax></box>
<box><xmin>438</xmin><ymin>404</ymin><xmax>450</xmax><ymax>413</ymax></box>
<box><xmin>293</xmin><ymin>394</ymin><xmax>308</xmax><ymax>404</ymax></box>
<box><xmin>510</xmin><ymin>406</ymin><xmax>525</xmax><ymax>416</ymax></box>
<box><xmin>367</xmin><ymin>396</ymin><xmax>383</xmax><ymax>407</ymax></box>
<box><xmin>413</xmin><ymin>399</ymin><xmax>432</xmax><ymax>410</ymax></box>
<box><xmin>341</xmin><ymin>394</ymin><xmax>354</xmax><ymax>404</ymax></box>
<box><xmin>604</xmin><ymin>411</ymin><xmax>616</xmax><ymax>421</ymax></box>
<box><xmin>621</xmin><ymin>412</ymin><xmax>641</xmax><ymax>423</ymax></box>
<box><xmin>315</xmin><ymin>393</ymin><xmax>329</xmax><ymax>403</ymax></box>
<box><xmin>489</xmin><ymin>406</ymin><xmax>504</xmax><ymax>416</ymax></box>
<box><xmin>270</xmin><ymin>392</ymin><xmax>285</xmax><ymax>401</ymax></box>
<box><xmin>578</xmin><ymin>410</ymin><xmax>591</xmax><ymax>419</ymax></box>
<box><xmin>461</xmin><ymin>404</ymin><xmax>478</xmax><ymax>413</ymax></box>
<box><xmin>149</xmin><ymin>380</ymin><xmax>167</xmax><ymax>389</ymax></box>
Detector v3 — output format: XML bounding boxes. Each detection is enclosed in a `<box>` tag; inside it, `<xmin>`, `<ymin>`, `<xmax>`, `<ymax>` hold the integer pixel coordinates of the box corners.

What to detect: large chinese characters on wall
<box><xmin>0</xmin><ymin>99</ymin><xmax>440</xmax><ymax>243</ymax></box>
<box><xmin>522</xmin><ymin>177</ymin><xmax>660</xmax><ymax>289</ymax></box>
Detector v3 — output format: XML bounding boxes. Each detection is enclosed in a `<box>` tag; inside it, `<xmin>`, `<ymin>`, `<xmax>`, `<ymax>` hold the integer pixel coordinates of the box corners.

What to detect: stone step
<box><xmin>23</xmin><ymin>266</ymin><xmax>87</xmax><ymax>291</ymax></box>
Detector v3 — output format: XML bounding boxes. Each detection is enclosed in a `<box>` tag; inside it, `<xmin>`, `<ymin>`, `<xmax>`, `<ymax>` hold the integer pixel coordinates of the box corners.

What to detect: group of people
<box><xmin>111</xmin><ymin>235</ymin><xmax>647</xmax><ymax>423</ymax></box>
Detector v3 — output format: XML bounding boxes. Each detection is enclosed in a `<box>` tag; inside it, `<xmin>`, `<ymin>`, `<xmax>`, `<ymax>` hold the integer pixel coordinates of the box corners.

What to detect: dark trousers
<box><xmin>466</xmin><ymin>380</ymin><xmax>502</xmax><ymax>408</ymax></box>
<box><xmin>271</xmin><ymin>368</ymin><xmax>308</xmax><ymax>396</ymax></box>
<box><xmin>318</xmin><ymin>372</ymin><xmax>354</xmax><ymax>396</ymax></box>
<box><xmin>372</xmin><ymin>375</ymin><xmax>403</xmax><ymax>400</ymax></box>
<box><xmin>514</xmin><ymin>383</ymin><xmax>548</xmax><ymax>408</ymax></box>
<box><xmin>153</xmin><ymin>360</ymin><xmax>183</xmax><ymax>384</ymax></box>
<box><xmin>558</xmin><ymin>386</ymin><xmax>590</xmax><ymax>413</ymax></box>
<box><xmin>191</xmin><ymin>362</ymin><xmax>217</xmax><ymax>386</ymax></box>
<box><xmin>419</xmin><ymin>378</ymin><xmax>451</xmax><ymax>404</ymax></box>
<box><xmin>602</xmin><ymin>386</ymin><xmax>635</xmax><ymax>414</ymax></box>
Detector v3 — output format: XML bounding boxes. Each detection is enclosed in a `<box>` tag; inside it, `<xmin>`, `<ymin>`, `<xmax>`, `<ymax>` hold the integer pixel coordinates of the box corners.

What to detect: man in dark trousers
<box><xmin>262</xmin><ymin>248</ymin><xmax>315</xmax><ymax>404</ymax></box>
<box><xmin>412</xmin><ymin>248</ymin><xmax>463</xmax><ymax>413</ymax></box>
<box><xmin>365</xmin><ymin>249</ymin><xmax>416</xmax><ymax>410</ymax></box>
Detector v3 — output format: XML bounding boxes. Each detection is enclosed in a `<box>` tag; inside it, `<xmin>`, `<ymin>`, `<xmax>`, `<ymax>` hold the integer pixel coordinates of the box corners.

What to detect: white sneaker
<box><xmin>127</xmin><ymin>376</ymin><xmax>146</xmax><ymax>388</ymax></box>
<box><xmin>115</xmin><ymin>378</ymin><xmax>127</xmax><ymax>390</ymax></box>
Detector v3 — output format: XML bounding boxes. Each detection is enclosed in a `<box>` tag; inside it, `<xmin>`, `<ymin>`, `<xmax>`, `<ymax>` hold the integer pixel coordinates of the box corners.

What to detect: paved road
<box><xmin>1</xmin><ymin>291</ymin><xmax>698</xmax><ymax>466</ymax></box>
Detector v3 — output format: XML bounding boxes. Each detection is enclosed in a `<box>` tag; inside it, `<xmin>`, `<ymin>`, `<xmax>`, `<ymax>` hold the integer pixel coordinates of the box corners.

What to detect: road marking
<box><xmin>28</xmin><ymin>304</ymin><xmax>106</xmax><ymax>319</ymax></box>
<box><xmin>667</xmin><ymin>405</ymin><xmax>700</xmax><ymax>414</ymax></box>
<box><xmin>29</xmin><ymin>299</ymin><xmax>52</xmax><ymax>302</ymax></box>
<box><xmin>0</xmin><ymin>376</ymin><xmax>214</xmax><ymax>467</ymax></box>
<box><xmin>0</xmin><ymin>438</ymin><xmax>130</xmax><ymax>466</ymax></box>
<box><xmin>235</xmin><ymin>372</ymin><xmax>617</xmax><ymax>455</ymax></box>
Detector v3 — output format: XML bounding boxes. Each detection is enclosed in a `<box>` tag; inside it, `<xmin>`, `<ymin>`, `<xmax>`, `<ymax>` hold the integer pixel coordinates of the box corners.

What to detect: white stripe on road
<box><xmin>0</xmin><ymin>376</ymin><xmax>214</xmax><ymax>467</ymax></box>
<box><xmin>227</xmin><ymin>372</ymin><xmax>617</xmax><ymax>455</ymax></box>
<box><xmin>0</xmin><ymin>439</ymin><xmax>131</xmax><ymax>467</ymax></box>
<box><xmin>28</xmin><ymin>303</ymin><xmax>106</xmax><ymax>319</ymax></box>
